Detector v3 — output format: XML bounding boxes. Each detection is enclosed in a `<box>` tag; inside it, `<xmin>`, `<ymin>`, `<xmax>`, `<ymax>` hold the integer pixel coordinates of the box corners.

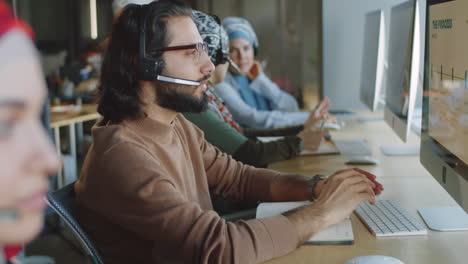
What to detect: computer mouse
<box><xmin>344</xmin><ymin>255</ymin><xmax>404</xmax><ymax>264</ymax></box>
<box><xmin>345</xmin><ymin>156</ymin><xmax>379</xmax><ymax>165</ymax></box>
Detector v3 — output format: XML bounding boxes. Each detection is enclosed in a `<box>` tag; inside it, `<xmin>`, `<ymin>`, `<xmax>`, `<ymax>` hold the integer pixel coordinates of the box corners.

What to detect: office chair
<box><xmin>45</xmin><ymin>182</ymin><xmax>104</xmax><ymax>264</ymax></box>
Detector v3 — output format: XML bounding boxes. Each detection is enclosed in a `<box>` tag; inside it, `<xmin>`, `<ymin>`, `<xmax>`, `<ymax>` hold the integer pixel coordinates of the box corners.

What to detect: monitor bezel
<box><xmin>360</xmin><ymin>9</ymin><xmax>386</xmax><ymax>112</ymax></box>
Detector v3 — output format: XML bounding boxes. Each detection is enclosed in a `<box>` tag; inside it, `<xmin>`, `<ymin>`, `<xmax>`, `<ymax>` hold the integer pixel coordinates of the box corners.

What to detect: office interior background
<box><xmin>4</xmin><ymin>0</ymin><xmax>323</xmax><ymax>109</ymax></box>
<box><xmin>2</xmin><ymin>0</ymin><xmax>467</xmax><ymax>263</ymax></box>
<box><xmin>5</xmin><ymin>0</ymin><xmax>429</xmax><ymax>110</ymax></box>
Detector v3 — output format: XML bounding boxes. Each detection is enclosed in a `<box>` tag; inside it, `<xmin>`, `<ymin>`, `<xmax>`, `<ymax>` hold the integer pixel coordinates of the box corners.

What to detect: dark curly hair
<box><xmin>97</xmin><ymin>0</ymin><xmax>192</xmax><ymax>123</ymax></box>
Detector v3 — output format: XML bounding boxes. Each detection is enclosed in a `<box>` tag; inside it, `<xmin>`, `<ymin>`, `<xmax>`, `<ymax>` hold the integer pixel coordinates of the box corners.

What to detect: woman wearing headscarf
<box><xmin>184</xmin><ymin>11</ymin><xmax>326</xmax><ymax>169</ymax></box>
<box><xmin>215</xmin><ymin>16</ymin><xmax>332</xmax><ymax>129</ymax></box>
<box><xmin>0</xmin><ymin>1</ymin><xmax>60</xmax><ymax>263</ymax></box>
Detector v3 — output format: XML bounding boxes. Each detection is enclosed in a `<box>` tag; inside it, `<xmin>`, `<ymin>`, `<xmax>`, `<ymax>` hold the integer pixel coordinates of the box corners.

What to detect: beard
<box><xmin>154</xmin><ymin>81</ymin><xmax>208</xmax><ymax>113</ymax></box>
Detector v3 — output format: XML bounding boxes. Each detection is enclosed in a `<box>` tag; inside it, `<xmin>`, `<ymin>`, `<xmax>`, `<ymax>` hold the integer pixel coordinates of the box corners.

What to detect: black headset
<box><xmin>137</xmin><ymin>4</ymin><xmax>201</xmax><ymax>86</ymax></box>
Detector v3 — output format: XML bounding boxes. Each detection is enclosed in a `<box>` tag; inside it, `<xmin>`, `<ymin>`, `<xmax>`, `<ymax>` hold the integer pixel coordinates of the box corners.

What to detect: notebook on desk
<box><xmin>257</xmin><ymin>137</ymin><xmax>344</xmax><ymax>156</ymax></box>
<box><xmin>256</xmin><ymin>201</ymin><xmax>354</xmax><ymax>245</ymax></box>
<box><xmin>256</xmin><ymin>136</ymin><xmax>284</xmax><ymax>143</ymax></box>
<box><xmin>300</xmin><ymin>139</ymin><xmax>340</xmax><ymax>156</ymax></box>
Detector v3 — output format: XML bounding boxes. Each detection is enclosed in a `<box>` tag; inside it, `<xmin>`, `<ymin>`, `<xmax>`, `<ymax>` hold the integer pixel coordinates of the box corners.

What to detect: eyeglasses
<box><xmin>150</xmin><ymin>42</ymin><xmax>209</xmax><ymax>64</ymax></box>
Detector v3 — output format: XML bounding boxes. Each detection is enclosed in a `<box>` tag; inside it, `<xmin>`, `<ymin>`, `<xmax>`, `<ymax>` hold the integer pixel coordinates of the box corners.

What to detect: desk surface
<box><xmin>50</xmin><ymin>104</ymin><xmax>100</xmax><ymax>128</ymax></box>
<box><xmin>265</xmin><ymin>111</ymin><xmax>468</xmax><ymax>264</ymax></box>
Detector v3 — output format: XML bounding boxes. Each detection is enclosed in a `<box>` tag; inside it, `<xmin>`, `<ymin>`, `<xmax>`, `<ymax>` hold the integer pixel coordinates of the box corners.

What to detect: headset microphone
<box><xmin>137</xmin><ymin>5</ymin><xmax>201</xmax><ymax>86</ymax></box>
<box><xmin>155</xmin><ymin>75</ymin><xmax>200</xmax><ymax>86</ymax></box>
<box><xmin>227</xmin><ymin>57</ymin><xmax>241</xmax><ymax>74</ymax></box>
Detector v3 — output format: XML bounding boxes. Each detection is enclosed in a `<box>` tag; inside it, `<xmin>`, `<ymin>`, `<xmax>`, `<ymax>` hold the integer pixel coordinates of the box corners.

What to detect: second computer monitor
<box><xmin>383</xmin><ymin>0</ymin><xmax>425</xmax><ymax>142</ymax></box>
<box><xmin>360</xmin><ymin>10</ymin><xmax>386</xmax><ymax>111</ymax></box>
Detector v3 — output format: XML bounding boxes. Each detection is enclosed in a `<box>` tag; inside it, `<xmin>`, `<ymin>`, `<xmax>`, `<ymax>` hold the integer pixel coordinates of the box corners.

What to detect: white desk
<box><xmin>266</xmin><ymin>112</ymin><xmax>468</xmax><ymax>264</ymax></box>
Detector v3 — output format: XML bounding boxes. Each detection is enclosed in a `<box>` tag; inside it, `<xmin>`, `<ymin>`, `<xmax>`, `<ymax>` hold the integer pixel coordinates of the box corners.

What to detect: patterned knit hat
<box><xmin>222</xmin><ymin>16</ymin><xmax>258</xmax><ymax>49</ymax></box>
<box><xmin>193</xmin><ymin>10</ymin><xmax>229</xmax><ymax>66</ymax></box>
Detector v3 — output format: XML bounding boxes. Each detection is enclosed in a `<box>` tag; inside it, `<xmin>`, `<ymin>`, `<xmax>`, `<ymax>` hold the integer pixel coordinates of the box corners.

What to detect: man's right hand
<box><xmin>284</xmin><ymin>169</ymin><xmax>377</xmax><ymax>243</ymax></box>
<box><xmin>312</xmin><ymin>169</ymin><xmax>376</xmax><ymax>226</ymax></box>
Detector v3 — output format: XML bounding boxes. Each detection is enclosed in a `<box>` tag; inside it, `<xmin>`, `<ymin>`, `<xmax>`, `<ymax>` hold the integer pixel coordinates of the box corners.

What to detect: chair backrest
<box><xmin>45</xmin><ymin>182</ymin><xmax>104</xmax><ymax>264</ymax></box>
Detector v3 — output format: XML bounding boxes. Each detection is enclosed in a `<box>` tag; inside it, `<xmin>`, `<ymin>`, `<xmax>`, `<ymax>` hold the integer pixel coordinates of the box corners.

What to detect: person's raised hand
<box><xmin>304</xmin><ymin>98</ymin><xmax>332</xmax><ymax>130</ymax></box>
<box><xmin>247</xmin><ymin>60</ymin><xmax>262</xmax><ymax>80</ymax></box>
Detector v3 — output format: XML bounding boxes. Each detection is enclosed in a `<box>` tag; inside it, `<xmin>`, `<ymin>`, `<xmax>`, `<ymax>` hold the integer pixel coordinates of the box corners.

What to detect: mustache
<box><xmin>196</xmin><ymin>74</ymin><xmax>211</xmax><ymax>83</ymax></box>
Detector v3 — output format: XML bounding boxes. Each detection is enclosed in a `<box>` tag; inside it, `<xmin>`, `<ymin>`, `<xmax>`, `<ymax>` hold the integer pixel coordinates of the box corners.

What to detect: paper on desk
<box><xmin>256</xmin><ymin>201</ymin><xmax>354</xmax><ymax>245</ymax></box>
<box><xmin>257</xmin><ymin>136</ymin><xmax>284</xmax><ymax>143</ymax></box>
<box><xmin>300</xmin><ymin>139</ymin><xmax>340</xmax><ymax>156</ymax></box>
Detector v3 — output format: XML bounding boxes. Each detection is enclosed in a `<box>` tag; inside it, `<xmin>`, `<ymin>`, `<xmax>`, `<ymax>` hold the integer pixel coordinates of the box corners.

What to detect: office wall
<box><xmin>322</xmin><ymin>0</ymin><xmax>409</xmax><ymax>110</ymax></box>
<box><xmin>195</xmin><ymin>0</ymin><xmax>322</xmax><ymax>107</ymax></box>
<box><xmin>12</xmin><ymin>0</ymin><xmax>112</xmax><ymax>57</ymax></box>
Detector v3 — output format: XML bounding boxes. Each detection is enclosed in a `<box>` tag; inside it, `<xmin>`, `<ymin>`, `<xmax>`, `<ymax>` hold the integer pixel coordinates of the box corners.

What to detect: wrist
<box><xmin>283</xmin><ymin>204</ymin><xmax>328</xmax><ymax>244</ymax></box>
<box><xmin>306</xmin><ymin>174</ymin><xmax>326</xmax><ymax>201</ymax></box>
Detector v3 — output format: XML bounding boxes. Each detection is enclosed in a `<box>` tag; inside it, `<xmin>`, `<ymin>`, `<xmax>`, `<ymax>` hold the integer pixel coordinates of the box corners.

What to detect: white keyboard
<box><xmin>334</xmin><ymin>140</ymin><xmax>372</xmax><ymax>156</ymax></box>
<box><xmin>355</xmin><ymin>200</ymin><xmax>427</xmax><ymax>237</ymax></box>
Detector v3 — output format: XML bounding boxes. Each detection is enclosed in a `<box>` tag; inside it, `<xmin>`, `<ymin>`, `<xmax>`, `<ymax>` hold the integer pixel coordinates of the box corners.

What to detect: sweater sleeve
<box><xmin>249</xmin><ymin>73</ymin><xmax>300</xmax><ymax>112</ymax></box>
<box><xmin>242</xmin><ymin>125</ymin><xmax>304</xmax><ymax>138</ymax></box>
<box><xmin>213</xmin><ymin>81</ymin><xmax>309</xmax><ymax>129</ymax></box>
<box><xmin>233</xmin><ymin>136</ymin><xmax>302</xmax><ymax>167</ymax></box>
<box><xmin>183</xmin><ymin>111</ymin><xmax>248</xmax><ymax>155</ymax></box>
<box><xmin>85</xmin><ymin>142</ymin><xmax>299</xmax><ymax>264</ymax></box>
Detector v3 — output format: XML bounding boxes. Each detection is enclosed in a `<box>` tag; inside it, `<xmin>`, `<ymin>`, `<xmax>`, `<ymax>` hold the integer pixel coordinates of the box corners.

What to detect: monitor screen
<box><xmin>383</xmin><ymin>0</ymin><xmax>425</xmax><ymax>142</ymax></box>
<box><xmin>360</xmin><ymin>10</ymin><xmax>386</xmax><ymax>111</ymax></box>
<box><xmin>421</xmin><ymin>0</ymin><xmax>468</xmax><ymax>211</ymax></box>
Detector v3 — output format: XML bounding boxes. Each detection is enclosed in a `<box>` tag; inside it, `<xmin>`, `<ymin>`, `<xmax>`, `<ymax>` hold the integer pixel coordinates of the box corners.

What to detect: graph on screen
<box><xmin>427</xmin><ymin>0</ymin><xmax>468</xmax><ymax>165</ymax></box>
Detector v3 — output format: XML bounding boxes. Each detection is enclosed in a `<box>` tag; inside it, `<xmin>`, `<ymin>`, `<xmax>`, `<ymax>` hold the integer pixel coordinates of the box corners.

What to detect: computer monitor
<box><xmin>383</xmin><ymin>0</ymin><xmax>425</xmax><ymax>142</ymax></box>
<box><xmin>419</xmin><ymin>0</ymin><xmax>468</xmax><ymax>230</ymax></box>
<box><xmin>360</xmin><ymin>10</ymin><xmax>386</xmax><ymax>111</ymax></box>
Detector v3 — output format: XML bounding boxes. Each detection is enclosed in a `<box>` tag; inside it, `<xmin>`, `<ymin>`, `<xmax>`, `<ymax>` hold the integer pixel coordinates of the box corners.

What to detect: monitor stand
<box><xmin>380</xmin><ymin>145</ymin><xmax>419</xmax><ymax>156</ymax></box>
<box><xmin>418</xmin><ymin>206</ymin><xmax>468</xmax><ymax>231</ymax></box>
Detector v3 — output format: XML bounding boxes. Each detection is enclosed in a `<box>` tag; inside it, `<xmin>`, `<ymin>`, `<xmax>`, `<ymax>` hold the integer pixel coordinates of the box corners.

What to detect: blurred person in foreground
<box><xmin>0</xmin><ymin>1</ymin><xmax>60</xmax><ymax>263</ymax></box>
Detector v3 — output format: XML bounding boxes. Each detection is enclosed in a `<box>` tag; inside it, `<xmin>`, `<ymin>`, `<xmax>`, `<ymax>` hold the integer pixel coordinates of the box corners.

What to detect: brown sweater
<box><xmin>75</xmin><ymin>114</ymin><xmax>299</xmax><ymax>264</ymax></box>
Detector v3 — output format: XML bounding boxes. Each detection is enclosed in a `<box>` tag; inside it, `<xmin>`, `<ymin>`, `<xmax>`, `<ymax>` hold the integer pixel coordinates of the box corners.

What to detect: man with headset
<box><xmin>75</xmin><ymin>1</ymin><xmax>382</xmax><ymax>263</ymax></box>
